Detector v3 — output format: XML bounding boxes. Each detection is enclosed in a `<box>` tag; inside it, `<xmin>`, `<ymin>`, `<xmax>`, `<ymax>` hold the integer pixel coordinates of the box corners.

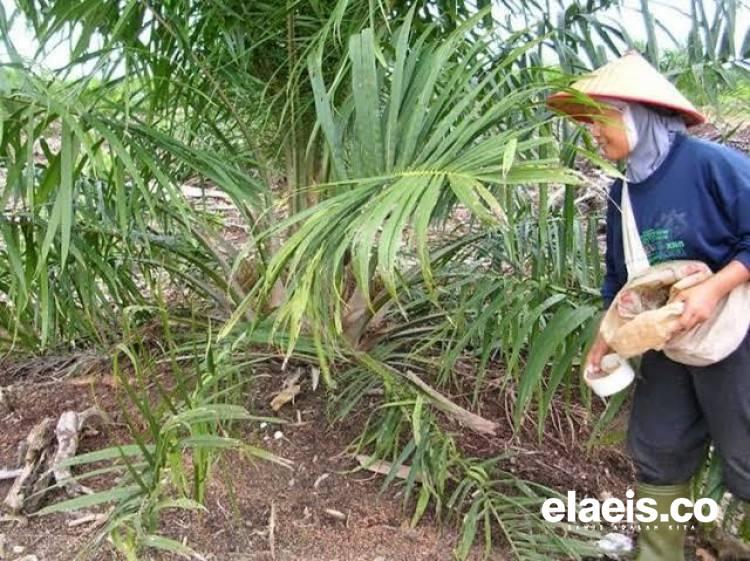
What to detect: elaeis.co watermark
<box><xmin>540</xmin><ymin>490</ymin><xmax>719</xmax><ymax>531</ymax></box>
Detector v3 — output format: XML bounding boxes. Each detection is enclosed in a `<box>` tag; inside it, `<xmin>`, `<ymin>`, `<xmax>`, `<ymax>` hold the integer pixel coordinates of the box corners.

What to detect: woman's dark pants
<box><xmin>626</xmin><ymin>333</ymin><xmax>750</xmax><ymax>500</ymax></box>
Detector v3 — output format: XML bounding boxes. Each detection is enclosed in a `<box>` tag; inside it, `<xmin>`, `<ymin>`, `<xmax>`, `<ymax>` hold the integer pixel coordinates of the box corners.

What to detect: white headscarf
<box><xmin>609</xmin><ymin>101</ymin><xmax>687</xmax><ymax>182</ymax></box>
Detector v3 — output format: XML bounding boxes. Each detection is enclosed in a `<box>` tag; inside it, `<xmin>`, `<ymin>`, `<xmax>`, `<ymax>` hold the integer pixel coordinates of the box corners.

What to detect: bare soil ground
<box><xmin>0</xmin><ymin>355</ymin><xmax>636</xmax><ymax>561</ymax></box>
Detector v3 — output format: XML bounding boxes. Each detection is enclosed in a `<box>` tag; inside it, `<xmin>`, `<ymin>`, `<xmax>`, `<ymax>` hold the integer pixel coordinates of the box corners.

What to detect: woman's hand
<box><xmin>674</xmin><ymin>280</ymin><xmax>723</xmax><ymax>332</ymax></box>
<box><xmin>585</xmin><ymin>334</ymin><xmax>611</xmax><ymax>373</ymax></box>
<box><xmin>674</xmin><ymin>260</ymin><xmax>750</xmax><ymax>332</ymax></box>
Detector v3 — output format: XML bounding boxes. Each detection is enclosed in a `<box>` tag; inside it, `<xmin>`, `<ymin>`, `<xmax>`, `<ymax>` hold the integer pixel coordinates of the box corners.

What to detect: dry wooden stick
<box><xmin>52</xmin><ymin>407</ymin><xmax>107</xmax><ymax>497</ymax></box>
<box><xmin>355</xmin><ymin>454</ymin><xmax>422</xmax><ymax>482</ymax></box>
<box><xmin>0</xmin><ymin>469</ymin><xmax>22</xmax><ymax>481</ymax></box>
<box><xmin>3</xmin><ymin>418</ymin><xmax>55</xmax><ymax>513</ymax></box>
<box><xmin>3</xmin><ymin>406</ymin><xmax>108</xmax><ymax>514</ymax></box>
<box><xmin>401</xmin><ymin>370</ymin><xmax>499</xmax><ymax>436</ymax></box>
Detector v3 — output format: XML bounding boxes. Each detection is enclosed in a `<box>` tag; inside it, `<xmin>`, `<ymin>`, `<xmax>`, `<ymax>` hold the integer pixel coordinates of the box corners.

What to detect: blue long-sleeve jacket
<box><xmin>602</xmin><ymin>133</ymin><xmax>750</xmax><ymax>308</ymax></box>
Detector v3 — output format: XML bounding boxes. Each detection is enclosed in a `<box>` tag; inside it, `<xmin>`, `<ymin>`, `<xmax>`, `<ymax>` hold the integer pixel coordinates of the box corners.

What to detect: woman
<box><xmin>548</xmin><ymin>51</ymin><xmax>750</xmax><ymax>561</ymax></box>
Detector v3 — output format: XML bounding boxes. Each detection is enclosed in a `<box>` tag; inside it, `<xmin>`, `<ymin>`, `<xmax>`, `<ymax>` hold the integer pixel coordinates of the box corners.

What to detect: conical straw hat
<box><xmin>547</xmin><ymin>51</ymin><xmax>706</xmax><ymax>126</ymax></box>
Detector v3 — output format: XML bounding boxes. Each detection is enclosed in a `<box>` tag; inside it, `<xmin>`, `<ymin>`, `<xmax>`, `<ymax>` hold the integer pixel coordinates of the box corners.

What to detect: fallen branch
<box><xmin>67</xmin><ymin>511</ymin><xmax>109</xmax><ymax>529</ymax></box>
<box><xmin>355</xmin><ymin>454</ymin><xmax>422</xmax><ymax>482</ymax></box>
<box><xmin>52</xmin><ymin>407</ymin><xmax>107</xmax><ymax>497</ymax></box>
<box><xmin>3</xmin><ymin>418</ymin><xmax>55</xmax><ymax>513</ymax></box>
<box><xmin>356</xmin><ymin>354</ymin><xmax>499</xmax><ymax>436</ymax></box>
<box><xmin>0</xmin><ymin>469</ymin><xmax>22</xmax><ymax>481</ymax></box>
<box><xmin>3</xmin><ymin>406</ymin><xmax>108</xmax><ymax>514</ymax></box>
<box><xmin>402</xmin><ymin>370</ymin><xmax>499</xmax><ymax>436</ymax></box>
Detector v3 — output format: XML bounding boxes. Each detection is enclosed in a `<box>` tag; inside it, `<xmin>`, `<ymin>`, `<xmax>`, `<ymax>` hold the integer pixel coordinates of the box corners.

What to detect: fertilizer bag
<box><xmin>599</xmin><ymin>181</ymin><xmax>750</xmax><ymax>366</ymax></box>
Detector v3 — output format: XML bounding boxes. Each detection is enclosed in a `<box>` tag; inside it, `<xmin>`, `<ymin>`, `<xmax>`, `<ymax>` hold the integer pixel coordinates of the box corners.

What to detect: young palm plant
<box><xmin>228</xmin><ymin>9</ymin><xmax>583</xmax><ymax>363</ymax></box>
<box><xmin>224</xmin><ymin>10</ymin><xmax>609</xmax><ymax>559</ymax></box>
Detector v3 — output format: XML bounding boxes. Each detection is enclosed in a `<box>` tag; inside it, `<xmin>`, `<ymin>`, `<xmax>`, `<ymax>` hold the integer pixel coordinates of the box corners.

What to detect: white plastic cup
<box><xmin>584</xmin><ymin>353</ymin><xmax>635</xmax><ymax>397</ymax></box>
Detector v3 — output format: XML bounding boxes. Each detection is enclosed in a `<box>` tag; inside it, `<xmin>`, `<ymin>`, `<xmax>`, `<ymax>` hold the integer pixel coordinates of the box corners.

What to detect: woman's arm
<box><xmin>677</xmin><ymin>145</ymin><xmax>750</xmax><ymax>331</ymax></box>
<box><xmin>676</xmin><ymin>260</ymin><xmax>750</xmax><ymax>331</ymax></box>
